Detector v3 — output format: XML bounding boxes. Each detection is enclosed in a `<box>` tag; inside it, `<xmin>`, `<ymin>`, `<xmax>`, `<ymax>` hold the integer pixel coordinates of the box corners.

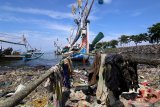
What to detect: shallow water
<box><xmin>0</xmin><ymin>53</ymin><xmax>159</xmax><ymax>69</ymax></box>
<box><xmin>0</xmin><ymin>52</ymin><xmax>62</xmax><ymax>69</ymax></box>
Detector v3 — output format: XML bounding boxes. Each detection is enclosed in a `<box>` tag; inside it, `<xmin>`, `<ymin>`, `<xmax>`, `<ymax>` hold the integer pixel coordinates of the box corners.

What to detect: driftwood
<box><xmin>0</xmin><ymin>65</ymin><xmax>60</xmax><ymax>107</ymax></box>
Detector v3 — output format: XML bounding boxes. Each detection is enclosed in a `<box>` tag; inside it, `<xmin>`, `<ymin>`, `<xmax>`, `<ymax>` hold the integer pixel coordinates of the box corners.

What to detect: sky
<box><xmin>0</xmin><ymin>0</ymin><xmax>160</xmax><ymax>52</ymax></box>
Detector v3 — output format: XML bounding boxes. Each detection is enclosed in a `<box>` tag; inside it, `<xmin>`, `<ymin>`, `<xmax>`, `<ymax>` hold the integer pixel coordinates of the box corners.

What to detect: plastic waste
<box><xmin>15</xmin><ymin>84</ymin><xmax>26</xmax><ymax>94</ymax></box>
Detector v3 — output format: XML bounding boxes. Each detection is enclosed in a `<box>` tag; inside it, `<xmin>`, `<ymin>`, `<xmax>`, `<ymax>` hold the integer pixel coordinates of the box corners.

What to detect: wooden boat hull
<box><xmin>0</xmin><ymin>55</ymin><xmax>24</xmax><ymax>62</ymax></box>
<box><xmin>70</xmin><ymin>53</ymin><xmax>89</xmax><ymax>61</ymax></box>
<box><xmin>62</xmin><ymin>48</ymin><xmax>89</xmax><ymax>61</ymax></box>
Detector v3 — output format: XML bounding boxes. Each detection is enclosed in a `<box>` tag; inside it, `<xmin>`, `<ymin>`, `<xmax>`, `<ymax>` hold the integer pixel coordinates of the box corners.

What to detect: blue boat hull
<box><xmin>70</xmin><ymin>53</ymin><xmax>89</xmax><ymax>61</ymax></box>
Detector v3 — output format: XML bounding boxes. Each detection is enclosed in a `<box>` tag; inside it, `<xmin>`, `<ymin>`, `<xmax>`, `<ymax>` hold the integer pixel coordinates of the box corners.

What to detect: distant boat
<box><xmin>54</xmin><ymin>39</ymin><xmax>62</xmax><ymax>55</ymax></box>
<box><xmin>0</xmin><ymin>34</ymin><xmax>44</xmax><ymax>62</ymax></box>
<box><xmin>21</xmin><ymin>49</ymin><xmax>44</xmax><ymax>61</ymax></box>
<box><xmin>0</xmin><ymin>39</ymin><xmax>25</xmax><ymax>62</ymax></box>
<box><xmin>22</xmin><ymin>35</ymin><xmax>44</xmax><ymax>61</ymax></box>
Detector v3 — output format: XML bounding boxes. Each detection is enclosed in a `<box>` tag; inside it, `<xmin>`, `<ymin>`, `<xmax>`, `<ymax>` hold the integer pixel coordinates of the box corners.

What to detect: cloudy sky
<box><xmin>0</xmin><ymin>0</ymin><xmax>159</xmax><ymax>52</ymax></box>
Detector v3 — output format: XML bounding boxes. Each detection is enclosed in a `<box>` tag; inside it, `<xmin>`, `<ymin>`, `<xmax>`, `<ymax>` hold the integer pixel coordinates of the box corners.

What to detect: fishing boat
<box><xmin>21</xmin><ymin>49</ymin><xmax>44</xmax><ymax>61</ymax></box>
<box><xmin>62</xmin><ymin>0</ymin><xmax>104</xmax><ymax>61</ymax></box>
<box><xmin>62</xmin><ymin>0</ymin><xmax>93</xmax><ymax>61</ymax></box>
<box><xmin>20</xmin><ymin>35</ymin><xmax>44</xmax><ymax>61</ymax></box>
<box><xmin>0</xmin><ymin>34</ymin><xmax>44</xmax><ymax>62</ymax></box>
<box><xmin>0</xmin><ymin>38</ymin><xmax>26</xmax><ymax>62</ymax></box>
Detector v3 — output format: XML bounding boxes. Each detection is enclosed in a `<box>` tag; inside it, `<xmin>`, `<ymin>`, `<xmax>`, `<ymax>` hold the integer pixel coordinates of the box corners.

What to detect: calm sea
<box><xmin>0</xmin><ymin>52</ymin><xmax>62</xmax><ymax>69</ymax></box>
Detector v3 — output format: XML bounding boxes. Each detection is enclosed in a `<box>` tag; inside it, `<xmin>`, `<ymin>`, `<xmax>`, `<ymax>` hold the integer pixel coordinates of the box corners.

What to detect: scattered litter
<box><xmin>140</xmin><ymin>81</ymin><xmax>149</xmax><ymax>86</ymax></box>
<box><xmin>78</xmin><ymin>100</ymin><xmax>91</xmax><ymax>107</ymax></box>
<box><xmin>139</xmin><ymin>75</ymin><xmax>144</xmax><ymax>79</ymax></box>
<box><xmin>32</xmin><ymin>97</ymin><xmax>48</xmax><ymax>107</ymax></box>
<box><xmin>70</xmin><ymin>90</ymin><xmax>86</xmax><ymax>100</ymax></box>
<box><xmin>73</xmin><ymin>69</ymin><xmax>81</xmax><ymax>73</ymax></box>
<box><xmin>0</xmin><ymin>81</ymin><xmax>12</xmax><ymax>88</ymax></box>
<box><xmin>5</xmin><ymin>84</ymin><xmax>26</xmax><ymax>97</ymax></box>
<box><xmin>15</xmin><ymin>84</ymin><xmax>26</xmax><ymax>94</ymax></box>
<box><xmin>80</xmin><ymin>78</ymin><xmax>88</xmax><ymax>84</ymax></box>
<box><xmin>121</xmin><ymin>92</ymin><xmax>138</xmax><ymax>100</ymax></box>
<box><xmin>44</xmin><ymin>78</ymin><xmax>50</xmax><ymax>88</ymax></box>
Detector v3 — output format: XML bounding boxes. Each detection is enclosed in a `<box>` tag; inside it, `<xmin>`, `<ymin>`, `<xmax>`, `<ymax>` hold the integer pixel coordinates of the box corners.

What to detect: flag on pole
<box><xmin>72</xmin><ymin>5</ymin><xmax>76</xmax><ymax>15</ymax></box>
<box><xmin>98</xmin><ymin>0</ymin><xmax>104</xmax><ymax>4</ymax></box>
<box><xmin>77</xmin><ymin>0</ymin><xmax>82</xmax><ymax>8</ymax></box>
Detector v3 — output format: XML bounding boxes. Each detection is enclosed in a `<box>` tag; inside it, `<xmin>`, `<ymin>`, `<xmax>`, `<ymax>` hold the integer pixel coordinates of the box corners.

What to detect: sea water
<box><xmin>0</xmin><ymin>52</ymin><xmax>62</xmax><ymax>69</ymax></box>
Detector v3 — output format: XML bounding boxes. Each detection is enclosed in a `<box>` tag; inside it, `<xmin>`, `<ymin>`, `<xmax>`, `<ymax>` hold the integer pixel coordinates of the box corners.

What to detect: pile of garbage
<box><xmin>63</xmin><ymin>69</ymin><xmax>96</xmax><ymax>107</ymax></box>
<box><xmin>0</xmin><ymin>62</ymin><xmax>160</xmax><ymax>107</ymax></box>
<box><xmin>0</xmin><ymin>66</ymin><xmax>50</xmax><ymax>105</ymax></box>
<box><xmin>63</xmin><ymin>59</ymin><xmax>160</xmax><ymax>107</ymax></box>
<box><xmin>121</xmin><ymin>65</ymin><xmax>160</xmax><ymax>107</ymax></box>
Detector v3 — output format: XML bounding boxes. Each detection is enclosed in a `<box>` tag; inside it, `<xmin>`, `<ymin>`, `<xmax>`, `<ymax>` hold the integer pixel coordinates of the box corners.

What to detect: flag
<box><xmin>72</xmin><ymin>5</ymin><xmax>76</xmax><ymax>15</ymax></box>
<box><xmin>77</xmin><ymin>0</ymin><xmax>82</xmax><ymax>8</ymax></box>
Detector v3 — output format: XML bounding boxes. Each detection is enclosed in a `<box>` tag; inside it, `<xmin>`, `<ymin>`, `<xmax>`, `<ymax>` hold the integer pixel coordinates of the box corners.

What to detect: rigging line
<box><xmin>81</xmin><ymin>0</ymin><xmax>89</xmax><ymax>18</ymax></box>
<box><xmin>0</xmin><ymin>39</ymin><xmax>26</xmax><ymax>46</ymax></box>
<box><xmin>85</xmin><ymin>0</ymin><xmax>94</xmax><ymax>21</ymax></box>
<box><xmin>26</xmin><ymin>40</ymin><xmax>33</xmax><ymax>50</ymax></box>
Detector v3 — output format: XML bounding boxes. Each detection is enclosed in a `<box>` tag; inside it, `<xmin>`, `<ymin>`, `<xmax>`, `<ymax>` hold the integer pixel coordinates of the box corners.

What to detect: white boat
<box><xmin>0</xmin><ymin>34</ymin><xmax>44</xmax><ymax>61</ymax></box>
<box><xmin>21</xmin><ymin>49</ymin><xmax>44</xmax><ymax>61</ymax></box>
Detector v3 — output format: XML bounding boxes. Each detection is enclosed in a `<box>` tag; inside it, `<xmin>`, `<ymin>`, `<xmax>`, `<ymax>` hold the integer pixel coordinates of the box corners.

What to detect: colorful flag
<box><xmin>77</xmin><ymin>0</ymin><xmax>82</xmax><ymax>8</ymax></box>
<box><xmin>72</xmin><ymin>5</ymin><xmax>76</xmax><ymax>15</ymax></box>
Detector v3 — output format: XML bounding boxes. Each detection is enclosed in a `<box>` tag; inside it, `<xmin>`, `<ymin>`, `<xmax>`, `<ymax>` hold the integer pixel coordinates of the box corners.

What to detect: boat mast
<box><xmin>70</xmin><ymin>0</ymin><xmax>103</xmax><ymax>52</ymax></box>
<box><xmin>83</xmin><ymin>0</ymin><xmax>95</xmax><ymax>54</ymax></box>
<box><xmin>22</xmin><ymin>35</ymin><xmax>33</xmax><ymax>51</ymax></box>
<box><xmin>0</xmin><ymin>41</ymin><xmax>2</xmax><ymax>50</ymax></box>
<box><xmin>87</xmin><ymin>22</ymin><xmax>89</xmax><ymax>54</ymax></box>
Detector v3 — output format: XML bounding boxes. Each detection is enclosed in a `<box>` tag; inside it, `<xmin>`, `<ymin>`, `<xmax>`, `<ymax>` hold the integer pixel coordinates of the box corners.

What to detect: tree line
<box><xmin>96</xmin><ymin>22</ymin><xmax>160</xmax><ymax>49</ymax></box>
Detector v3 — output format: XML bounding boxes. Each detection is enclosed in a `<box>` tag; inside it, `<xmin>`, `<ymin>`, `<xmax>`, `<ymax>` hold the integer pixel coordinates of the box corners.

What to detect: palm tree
<box><xmin>109</xmin><ymin>40</ymin><xmax>119</xmax><ymax>48</ymax></box>
<box><xmin>129</xmin><ymin>33</ymin><xmax>149</xmax><ymax>46</ymax></box>
<box><xmin>129</xmin><ymin>35</ymin><xmax>141</xmax><ymax>46</ymax></box>
<box><xmin>139</xmin><ymin>33</ymin><xmax>149</xmax><ymax>42</ymax></box>
<box><xmin>148</xmin><ymin>23</ymin><xmax>160</xmax><ymax>44</ymax></box>
<box><xmin>119</xmin><ymin>35</ymin><xmax>129</xmax><ymax>46</ymax></box>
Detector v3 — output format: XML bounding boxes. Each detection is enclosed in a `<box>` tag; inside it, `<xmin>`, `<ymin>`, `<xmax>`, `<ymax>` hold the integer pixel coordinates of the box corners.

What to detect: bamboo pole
<box><xmin>0</xmin><ymin>65</ymin><xmax>60</xmax><ymax>107</ymax></box>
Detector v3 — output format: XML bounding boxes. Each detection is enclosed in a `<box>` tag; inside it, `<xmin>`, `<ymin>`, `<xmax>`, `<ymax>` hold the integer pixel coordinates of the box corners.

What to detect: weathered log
<box><xmin>0</xmin><ymin>65</ymin><xmax>60</xmax><ymax>107</ymax></box>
